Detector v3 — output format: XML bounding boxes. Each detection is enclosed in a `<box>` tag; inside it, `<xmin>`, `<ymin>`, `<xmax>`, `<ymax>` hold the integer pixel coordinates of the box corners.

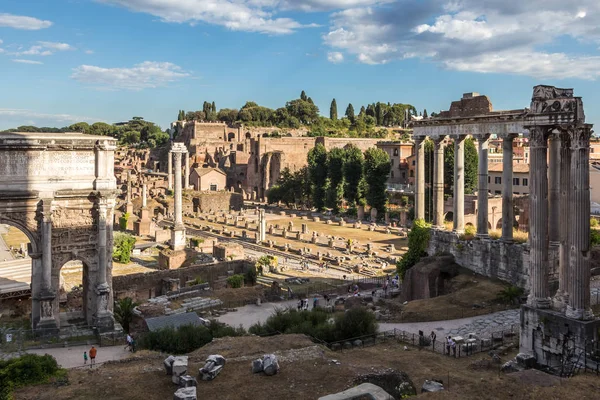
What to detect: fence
<box><xmin>0</xmin><ymin>327</ymin><xmax>98</xmax><ymax>352</ymax></box>
<box><xmin>322</xmin><ymin>325</ymin><xmax>520</xmax><ymax>358</ymax></box>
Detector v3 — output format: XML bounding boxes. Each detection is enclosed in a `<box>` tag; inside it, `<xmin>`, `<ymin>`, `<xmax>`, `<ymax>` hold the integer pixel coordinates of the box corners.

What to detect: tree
<box><xmin>217</xmin><ymin>108</ymin><xmax>239</xmax><ymax>124</ymax></box>
<box><xmin>423</xmin><ymin>109</ymin><xmax>428</xmax><ymax>118</ymax></box>
<box><xmin>307</xmin><ymin>144</ymin><xmax>329</xmax><ymax>211</ymax></box>
<box><xmin>345</xmin><ymin>103</ymin><xmax>355</xmax><ymax>122</ymax></box>
<box><xmin>68</xmin><ymin>122</ymin><xmax>90</xmax><ymax>134</ymax></box>
<box><xmin>330</xmin><ymin>98</ymin><xmax>338</xmax><ymax>121</ymax></box>
<box><xmin>397</xmin><ymin>219</ymin><xmax>431</xmax><ymax>278</ymax></box>
<box><xmin>211</xmin><ymin>101</ymin><xmax>216</xmax><ymax>113</ymax></box>
<box><xmin>114</xmin><ymin>297</ymin><xmax>138</xmax><ymax>333</ymax></box>
<box><xmin>364</xmin><ymin>148</ymin><xmax>391</xmax><ymax>214</ymax></box>
<box><xmin>300</xmin><ymin>90</ymin><xmax>307</xmax><ymax>101</ymax></box>
<box><xmin>343</xmin><ymin>145</ymin><xmax>364</xmax><ymax>207</ymax></box>
<box><xmin>444</xmin><ymin>138</ymin><xmax>478</xmax><ymax>197</ymax></box>
<box><xmin>113</xmin><ymin>232</ymin><xmax>136</xmax><ymax>264</ymax></box>
<box><xmin>88</xmin><ymin>122</ymin><xmax>114</xmax><ymax>136</ymax></box>
<box><xmin>326</xmin><ymin>147</ymin><xmax>346</xmax><ymax>213</ymax></box>
<box><xmin>285</xmin><ymin>99</ymin><xmax>319</xmax><ymax>125</ymax></box>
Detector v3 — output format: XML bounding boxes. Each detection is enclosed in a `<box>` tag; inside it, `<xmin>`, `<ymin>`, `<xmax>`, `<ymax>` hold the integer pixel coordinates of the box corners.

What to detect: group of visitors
<box><xmin>83</xmin><ymin>345</ymin><xmax>97</xmax><ymax>367</ymax></box>
<box><xmin>297</xmin><ymin>296</ymin><xmax>320</xmax><ymax>310</ymax></box>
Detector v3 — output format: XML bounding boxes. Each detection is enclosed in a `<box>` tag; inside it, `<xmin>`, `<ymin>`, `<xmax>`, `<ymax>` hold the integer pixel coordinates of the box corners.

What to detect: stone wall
<box><xmin>191</xmin><ymin>192</ymin><xmax>243</xmax><ymax>213</ymax></box>
<box><xmin>112</xmin><ymin>260</ymin><xmax>250</xmax><ymax>301</ymax></box>
<box><xmin>427</xmin><ymin>230</ymin><xmax>559</xmax><ymax>290</ymax></box>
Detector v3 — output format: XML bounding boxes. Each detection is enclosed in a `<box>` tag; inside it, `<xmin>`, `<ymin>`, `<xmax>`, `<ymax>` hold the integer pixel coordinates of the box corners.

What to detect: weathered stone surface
<box><xmin>262</xmin><ymin>354</ymin><xmax>280</xmax><ymax>376</ymax></box>
<box><xmin>178</xmin><ymin>375</ymin><xmax>197</xmax><ymax>388</ymax></box>
<box><xmin>164</xmin><ymin>355</ymin><xmax>175</xmax><ymax>375</ymax></box>
<box><xmin>353</xmin><ymin>370</ymin><xmax>417</xmax><ymax>399</ymax></box>
<box><xmin>318</xmin><ymin>383</ymin><xmax>393</xmax><ymax>400</ymax></box>
<box><xmin>199</xmin><ymin>354</ymin><xmax>226</xmax><ymax>381</ymax></box>
<box><xmin>501</xmin><ymin>360</ymin><xmax>523</xmax><ymax>374</ymax></box>
<box><xmin>516</xmin><ymin>353</ymin><xmax>536</xmax><ymax>369</ymax></box>
<box><xmin>251</xmin><ymin>358</ymin><xmax>264</xmax><ymax>373</ymax></box>
<box><xmin>402</xmin><ymin>255</ymin><xmax>460</xmax><ymax>301</ymax></box>
<box><xmin>172</xmin><ymin>356</ymin><xmax>188</xmax><ymax>384</ymax></box>
<box><xmin>421</xmin><ymin>380</ymin><xmax>444</xmax><ymax>393</ymax></box>
<box><xmin>173</xmin><ymin>387</ymin><xmax>197</xmax><ymax>400</ymax></box>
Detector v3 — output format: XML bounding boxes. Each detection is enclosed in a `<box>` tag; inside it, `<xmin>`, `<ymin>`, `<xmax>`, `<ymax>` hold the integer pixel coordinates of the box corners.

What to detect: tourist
<box><xmin>89</xmin><ymin>345</ymin><xmax>97</xmax><ymax>367</ymax></box>
<box><xmin>125</xmin><ymin>333</ymin><xmax>133</xmax><ymax>351</ymax></box>
<box><xmin>313</xmin><ymin>296</ymin><xmax>318</xmax><ymax>309</ymax></box>
<box><xmin>83</xmin><ymin>351</ymin><xmax>88</xmax><ymax>365</ymax></box>
<box><xmin>304</xmin><ymin>298</ymin><xmax>309</xmax><ymax>310</ymax></box>
<box><xmin>297</xmin><ymin>299</ymin><xmax>303</xmax><ymax>310</ymax></box>
<box><xmin>430</xmin><ymin>331</ymin><xmax>436</xmax><ymax>349</ymax></box>
<box><xmin>446</xmin><ymin>337</ymin><xmax>452</xmax><ymax>355</ymax></box>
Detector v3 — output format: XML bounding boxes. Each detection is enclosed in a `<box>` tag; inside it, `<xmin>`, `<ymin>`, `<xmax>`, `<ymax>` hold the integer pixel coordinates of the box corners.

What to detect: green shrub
<box><xmin>249</xmin><ymin>307</ymin><xmax>377</xmax><ymax>343</ymax></box>
<box><xmin>188</xmin><ymin>277</ymin><xmax>206</xmax><ymax>286</ymax></box>
<box><xmin>227</xmin><ymin>274</ymin><xmax>244</xmax><ymax>288</ymax></box>
<box><xmin>114</xmin><ymin>297</ymin><xmax>139</xmax><ymax>333</ymax></box>
<box><xmin>591</xmin><ymin>229</ymin><xmax>600</xmax><ymax>246</ymax></box>
<box><xmin>0</xmin><ymin>354</ymin><xmax>63</xmax><ymax>400</ymax></box>
<box><xmin>190</xmin><ymin>237</ymin><xmax>204</xmax><ymax>247</ymax></box>
<box><xmin>497</xmin><ymin>286</ymin><xmax>525</xmax><ymax>305</ymax></box>
<box><xmin>118</xmin><ymin>212</ymin><xmax>130</xmax><ymax>230</ymax></box>
<box><xmin>138</xmin><ymin>321</ymin><xmax>246</xmax><ymax>354</ymax></box>
<box><xmin>113</xmin><ymin>232</ymin><xmax>136</xmax><ymax>264</ymax></box>
<box><xmin>591</xmin><ymin>218</ymin><xmax>599</xmax><ymax>228</ymax></box>
<box><xmin>397</xmin><ymin>219</ymin><xmax>431</xmax><ymax>279</ymax></box>
<box><xmin>245</xmin><ymin>265</ymin><xmax>258</xmax><ymax>285</ymax></box>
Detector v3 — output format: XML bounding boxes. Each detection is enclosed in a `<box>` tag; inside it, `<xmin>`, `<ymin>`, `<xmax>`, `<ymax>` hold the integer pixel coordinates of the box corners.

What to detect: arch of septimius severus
<box><xmin>412</xmin><ymin>85</ymin><xmax>598</xmax><ymax>365</ymax></box>
<box><xmin>0</xmin><ymin>132</ymin><xmax>118</xmax><ymax>332</ymax></box>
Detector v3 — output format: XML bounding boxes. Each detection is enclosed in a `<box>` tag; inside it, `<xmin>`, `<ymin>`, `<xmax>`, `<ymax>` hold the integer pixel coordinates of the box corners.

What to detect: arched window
<box><xmin>393</xmin><ymin>149</ymin><xmax>399</xmax><ymax>156</ymax></box>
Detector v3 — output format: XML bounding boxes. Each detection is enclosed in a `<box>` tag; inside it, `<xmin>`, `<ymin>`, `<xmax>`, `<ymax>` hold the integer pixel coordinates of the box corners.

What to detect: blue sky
<box><xmin>1</xmin><ymin>0</ymin><xmax>600</xmax><ymax>131</ymax></box>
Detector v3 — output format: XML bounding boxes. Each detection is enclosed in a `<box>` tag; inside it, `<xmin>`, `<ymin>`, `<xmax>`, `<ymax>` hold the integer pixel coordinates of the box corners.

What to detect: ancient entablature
<box><xmin>0</xmin><ymin>132</ymin><xmax>118</xmax><ymax>332</ymax></box>
<box><xmin>411</xmin><ymin>85</ymin><xmax>597</xmax><ymax>366</ymax></box>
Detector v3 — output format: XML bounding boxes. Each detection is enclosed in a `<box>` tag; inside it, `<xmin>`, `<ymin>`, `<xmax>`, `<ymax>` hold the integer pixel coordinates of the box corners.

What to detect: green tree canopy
<box><xmin>326</xmin><ymin>147</ymin><xmax>346</xmax><ymax>213</ymax></box>
<box><xmin>364</xmin><ymin>147</ymin><xmax>391</xmax><ymax>214</ymax></box>
<box><xmin>330</xmin><ymin>98</ymin><xmax>338</xmax><ymax>121</ymax></box>
<box><xmin>307</xmin><ymin>143</ymin><xmax>329</xmax><ymax>210</ymax></box>
<box><xmin>343</xmin><ymin>145</ymin><xmax>365</xmax><ymax>206</ymax></box>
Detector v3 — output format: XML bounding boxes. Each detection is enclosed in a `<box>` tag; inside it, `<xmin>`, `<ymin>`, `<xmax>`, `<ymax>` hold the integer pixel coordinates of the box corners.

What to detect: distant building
<box><xmin>488</xmin><ymin>163</ymin><xmax>530</xmax><ymax>195</ymax></box>
<box><xmin>376</xmin><ymin>141</ymin><xmax>413</xmax><ymax>185</ymax></box>
<box><xmin>190</xmin><ymin>167</ymin><xmax>226</xmax><ymax>191</ymax></box>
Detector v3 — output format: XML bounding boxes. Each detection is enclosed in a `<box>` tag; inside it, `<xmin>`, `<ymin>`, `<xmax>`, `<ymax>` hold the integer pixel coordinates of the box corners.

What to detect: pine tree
<box><xmin>330</xmin><ymin>99</ymin><xmax>338</xmax><ymax>121</ymax></box>
<box><xmin>300</xmin><ymin>90</ymin><xmax>307</xmax><ymax>101</ymax></box>
<box><xmin>345</xmin><ymin>103</ymin><xmax>355</xmax><ymax>121</ymax></box>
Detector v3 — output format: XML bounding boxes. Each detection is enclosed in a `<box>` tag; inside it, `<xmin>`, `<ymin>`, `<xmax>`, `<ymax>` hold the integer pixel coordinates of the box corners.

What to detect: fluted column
<box><xmin>527</xmin><ymin>127</ymin><xmax>550</xmax><ymax>309</ymax></box>
<box><xmin>184</xmin><ymin>154</ymin><xmax>190</xmax><ymax>190</ymax></box>
<box><xmin>453</xmin><ymin>135</ymin><xmax>465</xmax><ymax>233</ymax></box>
<box><xmin>142</xmin><ymin>183</ymin><xmax>147</xmax><ymax>208</ymax></box>
<box><xmin>554</xmin><ymin>130</ymin><xmax>571</xmax><ymax>311</ymax></box>
<box><xmin>415</xmin><ymin>137</ymin><xmax>426</xmax><ymax>220</ymax></box>
<box><xmin>566</xmin><ymin>125</ymin><xmax>594</xmax><ymax>320</ymax></box>
<box><xmin>502</xmin><ymin>134</ymin><xmax>517</xmax><ymax>242</ymax></box>
<box><xmin>167</xmin><ymin>151</ymin><xmax>173</xmax><ymax>191</ymax></box>
<box><xmin>97</xmin><ymin>200</ymin><xmax>108</xmax><ymax>287</ymax></box>
<box><xmin>477</xmin><ymin>134</ymin><xmax>490</xmax><ymax>237</ymax></box>
<box><xmin>548</xmin><ymin>135</ymin><xmax>561</xmax><ymax>244</ymax></box>
<box><xmin>38</xmin><ymin>199</ymin><xmax>57</xmax><ymax>330</ymax></box>
<box><xmin>433</xmin><ymin>137</ymin><xmax>446</xmax><ymax>228</ymax></box>
<box><xmin>173</xmin><ymin>152</ymin><xmax>183</xmax><ymax>227</ymax></box>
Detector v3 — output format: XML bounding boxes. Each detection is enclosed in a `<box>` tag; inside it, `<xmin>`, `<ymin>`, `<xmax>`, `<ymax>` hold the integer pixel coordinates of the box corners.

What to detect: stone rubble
<box><xmin>199</xmin><ymin>354</ymin><xmax>226</xmax><ymax>381</ymax></box>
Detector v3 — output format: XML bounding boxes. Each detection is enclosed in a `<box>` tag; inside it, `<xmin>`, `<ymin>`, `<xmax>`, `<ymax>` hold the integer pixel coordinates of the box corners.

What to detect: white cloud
<box><xmin>85</xmin><ymin>50</ymin><xmax>94</xmax><ymax>54</ymax></box>
<box><xmin>322</xmin><ymin>0</ymin><xmax>600</xmax><ymax>79</ymax></box>
<box><xmin>14</xmin><ymin>41</ymin><xmax>75</xmax><ymax>57</ymax></box>
<box><xmin>327</xmin><ymin>51</ymin><xmax>344</xmax><ymax>63</ymax></box>
<box><xmin>0</xmin><ymin>39</ymin><xmax>3</xmax><ymax>44</ymax></box>
<box><xmin>12</xmin><ymin>59</ymin><xmax>43</xmax><ymax>65</ymax></box>
<box><xmin>71</xmin><ymin>61</ymin><xmax>190</xmax><ymax>90</ymax></box>
<box><xmin>99</xmin><ymin>0</ymin><xmax>316</xmax><ymax>34</ymax></box>
<box><xmin>0</xmin><ymin>13</ymin><xmax>52</xmax><ymax>30</ymax></box>
<box><xmin>279</xmin><ymin>0</ymin><xmax>393</xmax><ymax>12</ymax></box>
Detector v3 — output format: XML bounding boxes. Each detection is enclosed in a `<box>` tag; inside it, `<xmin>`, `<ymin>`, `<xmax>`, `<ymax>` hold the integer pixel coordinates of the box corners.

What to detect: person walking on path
<box><xmin>83</xmin><ymin>351</ymin><xmax>88</xmax><ymax>365</ymax></box>
<box><xmin>125</xmin><ymin>334</ymin><xmax>133</xmax><ymax>351</ymax></box>
<box><xmin>89</xmin><ymin>346</ymin><xmax>97</xmax><ymax>367</ymax></box>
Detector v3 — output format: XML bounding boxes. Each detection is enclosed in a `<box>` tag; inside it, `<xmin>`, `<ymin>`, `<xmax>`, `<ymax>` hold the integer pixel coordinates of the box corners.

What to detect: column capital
<box><xmin>527</xmin><ymin>126</ymin><xmax>550</xmax><ymax>146</ymax></box>
<box><xmin>451</xmin><ymin>134</ymin><xmax>467</xmax><ymax>141</ymax></box>
<box><xmin>501</xmin><ymin>132</ymin><xmax>519</xmax><ymax>140</ymax></box>
<box><xmin>475</xmin><ymin>133</ymin><xmax>491</xmax><ymax>142</ymax></box>
<box><xmin>571</xmin><ymin>125</ymin><xmax>593</xmax><ymax>149</ymax></box>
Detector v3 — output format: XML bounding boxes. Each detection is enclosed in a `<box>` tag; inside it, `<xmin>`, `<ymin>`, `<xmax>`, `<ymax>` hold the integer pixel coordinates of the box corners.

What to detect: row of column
<box><xmin>167</xmin><ymin>149</ymin><xmax>190</xmax><ymax>191</ymax></box>
<box><xmin>414</xmin><ymin>133</ymin><xmax>517</xmax><ymax>241</ymax></box>
<box><xmin>528</xmin><ymin>125</ymin><xmax>593</xmax><ymax>320</ymax></box>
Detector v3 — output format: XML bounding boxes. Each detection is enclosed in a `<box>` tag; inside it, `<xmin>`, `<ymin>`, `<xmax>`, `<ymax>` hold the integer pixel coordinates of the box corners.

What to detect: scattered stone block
<box><xmin>164</xmin><ymin>355</ymin><xmax>176</xmax><ymax>375</ymax></box>
<box><xmin>199</xmin><ymin>354</ymin><xmax>226</xmax><ymax>381</ymax></box>
<box><xmin>262</xmin><ymin>354</ymin><xmax>280</xmax><ymax>376</ymax></box>
<box><xmin>501</xmin><ymin>360</ymin><xmax>523</xmax><ymax>374</ymax></box>
<box><xmin>516</xmin><ymin>353</ymin><xmax>536</xmax><ymax>369</ymax></box>
<box><xmin>354</xmin><ymin>370</ymin><xmax>417</xmax><ymax>399</ymax></box>
<box><xmin>421</xmin><ymin>380</ymin><xmax>444</xmax><ymax>393</ymax></box>
<box><xmin>251</xmin><ymin>359</ymin><xmax>264</xmax><ymax>373</ymax></box>
<box><xmin>173</xmin><ymin>387</ymin><xmax>197</xmax><ymax>400</ymax></box>
<box><xmin>352</xmin><ymin>339</ymin><xmax>363</xmax><ymax>347</ymax></box>
<box><xmin>172</xmin><ymin>356</ymin><xmax>189</xmax><ymax>384</ymax></box>
<box><xmin>178</xmin><ymin>375</ymin><xmax>197</xmax><ymax>388</ymax></box>
<box><xmin>319</xmin><ymin>383</ymin><xmax>393</xmax><ymax>400</ymax></box>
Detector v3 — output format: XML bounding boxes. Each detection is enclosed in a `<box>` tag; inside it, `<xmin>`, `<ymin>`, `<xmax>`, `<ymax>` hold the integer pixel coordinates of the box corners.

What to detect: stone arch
<box><xmin>227</xmin><ymin>132</ymin><xmax>236</xmax><ymax>142</ymax></box>
<box><xmin>495</xmin><ymin>218</ymin><xmax>503</xmax><ymax>230</ymax></box>
<box><xmin>53</xmin><ymin>251</ymin><xmax>97</xmax><ymax>325</ymax></box>
<box><xmin>444</xmin><ymin>211</ymin><xmax>453</xmax><ymax>222</ymax></box>
<box><xmin>245</xmin><ymin>132</ymin><xmax>252</xmax><ymax>139</ymax></box>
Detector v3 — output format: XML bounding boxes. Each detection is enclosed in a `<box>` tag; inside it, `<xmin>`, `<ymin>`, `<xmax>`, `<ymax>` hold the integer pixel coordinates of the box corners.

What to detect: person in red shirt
<box><xmin>89</xmin><ymin>346</ymin><xmax>97</xmax><ymax>367</ymax></box>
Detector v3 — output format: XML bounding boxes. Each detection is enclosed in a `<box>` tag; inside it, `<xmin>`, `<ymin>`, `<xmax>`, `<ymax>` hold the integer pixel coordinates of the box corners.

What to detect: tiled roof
<box><xmin>488</xmin><ymin>163</ymin><xmax>529</xmax><ymax>173</ymax></box>
<box><xmin>145</xmin><ymin>312</ymin><xmax>202</xmax><ymax>332</ymax></box>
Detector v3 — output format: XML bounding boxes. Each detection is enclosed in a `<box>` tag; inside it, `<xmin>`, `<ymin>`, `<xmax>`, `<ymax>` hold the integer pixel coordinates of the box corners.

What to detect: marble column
<box><xmin>37</xmin><ymin>199</ymin><xmax>57</xmax><ymax>330</ymax></box>
<box><xmin>433</xmin><ymin>137</ymin><xmax>445</xmax><ymax>228</ymax></box>
<box><xmin>415</xmin><ymin>137</ymin><xmax>425</xmax><ymax>220</ymax></box>
<box><xmin>453</xmin><ymin>135</ymin><xmax>465</xmax><ymax>233</ymax></box>
<box><xmin>170</xmin><ymin>144</ymin><xmax>187</xmax><ymax>250</ymax></box>
<box><xmin>167</xmin><ymin>151</ymin><xmax>173</xmax><ymax>191</ymax></box>
<box><xmin>548</xmin><ymin>135</ymin><xmax>561</xmax><ymax>244</ymax></box>
<box><xmin>554</xmin><ymin>130</ymin><xmax>571</xmax><ymax>310</ymax></box>
<box><xmin>142</xmin><ymin>183</ymin><xmax>147</xmax><ymax>208</ymax></box>
<box><xmin>527</xmin><ymin>127</ymin><xmax>550</xmax><ymax>309</ymax></box>
<box><xmin>477</xmin><ymin>134</ymin><xmax>490</xmax><ymax>237</ymax></box>
<box><xmin>566</xmin><ymin>126</ymin><xmax>594</xmax><ymax>320</ymax></box>
<box><xmin>97</xmin><ymin>200</ymin><xmax>108</xmax><ymax>287</ymax></box>
<box><xmin>173</xmin><ymin>152</ymin><xmax>183</xmax><ymax>226</ymax></box>
<box><xmin>184</xmin><ymin>153</ymin><xmax>190</xmax><ymax>190</ymax></box>
<box><xmin>502</xmin><ymin>134</ymin><xmax>517</xmax><ymax>242</ymax></box>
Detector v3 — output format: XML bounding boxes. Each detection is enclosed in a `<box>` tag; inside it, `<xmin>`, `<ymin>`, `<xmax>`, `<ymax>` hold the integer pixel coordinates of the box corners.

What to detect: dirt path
<box><xmin>27</xmin><ymin>344</ymin><xmax>131</xmax><ymax>369</ymax></box>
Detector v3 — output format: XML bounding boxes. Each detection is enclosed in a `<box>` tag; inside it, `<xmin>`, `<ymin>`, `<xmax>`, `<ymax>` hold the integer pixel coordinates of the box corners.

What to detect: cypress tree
<box><xmin>345</xmin><ymin>103</ymin><xmax>355</xmax><ymax>121</ymax></box>
<box><xmin>330</xmin><ymin>99</ymin><xmax>338</xmax><ymax>121</ymax></box>
<box><xmin>300</xmin><ymin>90</ymin><xmax>307</xmax><ymax>101</ymax></box>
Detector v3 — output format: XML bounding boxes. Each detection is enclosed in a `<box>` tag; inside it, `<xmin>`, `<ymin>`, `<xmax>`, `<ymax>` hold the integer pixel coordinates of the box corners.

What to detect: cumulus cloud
<box><xmin>0</xmin><ymin>13</ymin><xmax>52</xmax><ymax>30</ymax></box>
<box><xmin>322</xmin><ymin>0</ymin><xmax>600</xmax><ymax>79</ymax></box>
<box><xmin>98</xmin><ymin>0</ymin><xmax>317</xmax><ymax>34</ymax></box>
<box><xmin>15</xmin><ymin>41</ymin><xmax>74</xmax><ymax>56</ymax></box>
<box><xmin>85</xmin><ymin>50</ymin><xmax>94</xmax><ymax>54</ymax></box>
<box><xmin>71</xmin><ymin>61</ymin><xmax>190</xmax><ymax>90</ymax></box>
<box><xmin>279</xmin><ymin>0</ymin><xmax>393</xmax><ymax>12</ymax></box>
<box><xmin>327</xmin><ymin>51</ymin><xmax>344</xmax><ymax>63</ymax></box>
<box><xmin>12</xmin><ymin>59</ymin><xmax>43</xmax><ymax>64</ymax></box>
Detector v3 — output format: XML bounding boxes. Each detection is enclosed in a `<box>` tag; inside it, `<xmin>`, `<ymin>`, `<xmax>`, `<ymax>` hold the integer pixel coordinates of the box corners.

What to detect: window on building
<box><xmin>410</xmin><ymin>170</ymin><xmax>414</xmax><ymax>177</ymax></box>
<box><xmin>393</xmin><ymin>149</ymin><xmax>399</xmax><ymax>156</ymax></box>
<box><xmin>412</xmin><ymin>160</ymin><xmax>415</xmax><ymax>166</ymax></box>
<box><xmin>402</xmin><ymin>172</ymin><xmax>406</xmax><ymax>179</ymax></box>
<box><xmin>495</xmin><ymin>177</ymin><xmax>501</xmax><ymax>184</ymax></box>
<box><xmin>513</xmin><ymin>178</ymin><xmax>519</xmax><ymax>186</ymax></box>
<box><xmin>391</xmin><ymin>159</ymin><xmax>394</xmax><ymax>166</ymax></box>
<box><xmin>488</xmin><ymin>176</ymin><xmax>490</xmax><ymax>184</ymax></box>
<box><xmin>522</xmin><ymin>178</ymin><xmax>528</xmax><ymax>186</ymax></box>
<box><xmin>495</xmin><ymin>190</ymin><xmax>501</xmax><ymax>195</ymax></box>
<box><xmin>210</xmin><ymin>184</ymin><xmax>217</xmax><ymax>191</ymax></box>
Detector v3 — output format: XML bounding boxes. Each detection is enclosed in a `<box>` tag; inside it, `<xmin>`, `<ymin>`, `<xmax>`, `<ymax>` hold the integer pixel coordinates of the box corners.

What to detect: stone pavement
<box><xmin>27</xmin><ymin>344</ymin><xmax>131</xmax><ymax>369</ymax></box>
<box><xmin>216</xmin><ymin>299</ymin><xmax>298</xmax><ymax>330</ymax></box>
<box><xmin>445</xmin><ymin>309</ymin><xmax>520</xmax><ymax>338</ymax></box>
